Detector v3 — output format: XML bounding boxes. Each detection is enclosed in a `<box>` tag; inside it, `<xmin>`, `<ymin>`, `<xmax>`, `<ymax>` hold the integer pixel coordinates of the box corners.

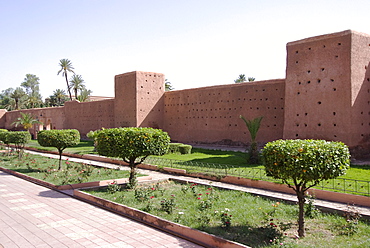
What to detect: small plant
<box><xmin>107</xmin><ymin>181</ymin><xmax>121</xmax><ymax>194</ymax></box>
<box><xmin>220</xmin><ymin>208</ymin><xmax>232</xmax><ymax>228</ymax></box>
<box><xmin>134</xmin><ymin>187</ymin><xmax>151</xmax><ymax>201</ymax></box>
<box><xmin>342</xmin><ymin>204</ymin><xmax>361</xmax><ymax>236</ymax></box>
<box><xmin>305</xmin><ymin>193</ymin><xmax>320</xmax><ymax>218</ymax></box>
<box><xmin>160</xmin><ymin>196</ymin><xmax>176</xmax><ymax>214</ymax></box>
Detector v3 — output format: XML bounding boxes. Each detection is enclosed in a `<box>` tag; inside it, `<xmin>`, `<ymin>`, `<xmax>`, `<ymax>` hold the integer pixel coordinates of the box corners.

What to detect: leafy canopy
<box><xmin>96</xmin><ymin>127</ymin><xmax>170</xmax><ymax>164</ymax></box>
<box><xmin>262</xmin><ymin>139</ymin><xmax>350</xmax><ymax>185</ymax></box>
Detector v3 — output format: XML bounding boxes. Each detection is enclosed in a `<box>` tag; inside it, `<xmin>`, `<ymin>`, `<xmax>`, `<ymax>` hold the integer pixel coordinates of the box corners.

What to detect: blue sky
<box><xmin>0</xmin><ymin>0</ymin><xmax>369</xmax><ymax>98</ymax></box>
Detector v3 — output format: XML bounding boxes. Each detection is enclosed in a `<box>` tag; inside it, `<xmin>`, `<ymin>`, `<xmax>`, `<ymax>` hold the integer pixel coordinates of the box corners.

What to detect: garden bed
<box><xmin>77</xmin><ymin>179</ymin><xmax>370</xmax><ymax>248</ymax></box>
<box><xmin>0</xmin><ymin>152</ymin><xmax>150</xmax><ymax>191</ymax></box>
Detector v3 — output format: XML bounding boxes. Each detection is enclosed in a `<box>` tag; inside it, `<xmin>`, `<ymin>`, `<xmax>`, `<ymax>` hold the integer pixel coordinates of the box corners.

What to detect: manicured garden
<box><xmin>0</xmin><ymin>152</ymin><xmax>133</xmax><ymax>185</ymax></box>
<box><xmin>84</xmin><ymin>179</ymin><xmax>370</xmax><ymax>247</ymax></box>
<box><xmin>22</xmin><ymin>139</ymin><xmax>370</xmax><ymax>196</ymax></box>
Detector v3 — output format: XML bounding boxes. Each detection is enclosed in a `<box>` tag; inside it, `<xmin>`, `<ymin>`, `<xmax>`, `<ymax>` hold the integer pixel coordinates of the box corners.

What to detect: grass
<box><xmin>26</xmin><ymin>139</ymin><xmax>96</xmax><ymax>154</ymax></box>
<box><xmin>21</xmin><ymin>140</ymin><xmax>370</xmax><ymax>195</ymax></box>
<box><xmin>0</xmin><ymin>152</ymin><xmax>136</xmax><ymax>185</ymax></box>
<box><xmin>84</xmin><ymin>180</ymin><xmax>370</xmax><ymax>247</ymax></box>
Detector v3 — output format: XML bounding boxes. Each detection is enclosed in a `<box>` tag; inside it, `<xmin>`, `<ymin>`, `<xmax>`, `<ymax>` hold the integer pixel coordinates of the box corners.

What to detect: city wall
<box><xmin>0</xmin><ymin>30</ymin><xmax>369</xmax><ymax>157</ymax></box>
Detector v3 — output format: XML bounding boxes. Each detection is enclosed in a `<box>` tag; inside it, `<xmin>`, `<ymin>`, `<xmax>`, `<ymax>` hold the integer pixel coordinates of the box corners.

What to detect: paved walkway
<box><xmin>0</xmin><ymin>170</ymin><xmax>204</xmax><ymax>248</ymax></box>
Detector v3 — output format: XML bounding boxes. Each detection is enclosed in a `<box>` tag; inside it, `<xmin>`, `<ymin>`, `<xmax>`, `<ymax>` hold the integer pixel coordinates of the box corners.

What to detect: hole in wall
<box><xmin>335</xmin><ymin>55</ymin><xmax>339</xmax><ymax>58</ymax></box>
<box><xmin>338</xmin><ymin>43</ymin><xmax>341</xmax><ymax>45</ymax></box>
<box><xmin>318</xmin><ymin>123</ymin><xmax>321</xmax><ymax>126</ymax></box>
<box><xmin>296</xmin><ymin>134</ymin><xmax>299</xmax><ymax>137</ymax></box>
<box><xmin>333</xmin><ymin>88</ymin><xmax>337</xmax><ymax>91</ymax></box>
<box><xmin>331</xmin><ymin>79</ymin><xmax>335</xmax><ymax>82</ymax></box>
<box><xmin>296</xmin><ymin>61</ymin><xmax>299</xmax><ymax>64</ymax></box>
<box><xmin>318</xmin><ymin>101</ymin><xmax>322</xmax><ymax>104</ymax></box>
<box><xmin>307</xmin><ymin>81</ymin><xmax>311</xmax><ymax>84</ymax></box>
<box><xmin>307</xmin><ymin>70</ymin><xmax>311</xmax><ymax>74</ymax></box>
<box><xmin>334</xmin><ymin>123</ymin><xmax>337</xmax><ymax>127</ymax></box>
<box><xmin>296</xmin><ymin>50</ymin><xmax>299</xmax><ymax>54</ymax></box>
<box><xmin>321</xmin><ymin>68</ymin><xmax>325</xmax><ymax>71</ymax></box>
<box><xmin>308</xmin><ymin>47</ymin><xmax>311</xmax><ymax>50</ymax></box>
<box><xmin>333</xmin><ymin>112</ymin><xmax>336</xmax><ymax>115</ymax></box>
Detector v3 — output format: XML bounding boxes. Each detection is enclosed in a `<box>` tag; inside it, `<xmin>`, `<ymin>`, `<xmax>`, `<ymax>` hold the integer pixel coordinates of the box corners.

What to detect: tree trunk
<box><xmin>128</xmin><ymin>159</ymin><xmax>137</xmax><ymax>188</ymax></box>
<box><xmin>297</xmin><ymin>189</ymin><xmax>306</xmax><ymax>237</ymax></box>
<box><xmin>58</xmin><ymin>151</ymin><xmax>62</xmax><ymax>170</ymax></box>
<box><xmin>65</xmin><ymin>74</ymin><xmax>73</xmax><ymax>101</ymax></box>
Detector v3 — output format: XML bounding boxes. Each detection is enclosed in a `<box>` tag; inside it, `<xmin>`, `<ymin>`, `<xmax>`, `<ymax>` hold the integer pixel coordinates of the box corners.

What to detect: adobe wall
<box><xmin>114</xmin><ymin>71</ymin><xmax>165</xmax><ymax>128</ymax></box>
<box><xmin>0</xmin><ymin>109</ymin><xmax>7</xmax><ymax>128</ymax></box>
<box><xmin>284</xmin><ymin>30</ymin><xmax>370</xmax><ymax>156</ymax></box>
<box><xmin>3</xmin><ymin>107</ymin><xmax>65</xmax><ymax>137</ymax></box>
<box><xmin>163</xmin><ymin>79</ymin><xmax>285</xmax><ymax>145</ymax></box>
<box><xmin>64</xmin><ymin>99</ymin><xmax>115</xmax><ymax>136</ymax></box>
<box><xmin>350</xmin><ymin>31</ymin><xmax>370</xmax><ymax>155</ymax></box>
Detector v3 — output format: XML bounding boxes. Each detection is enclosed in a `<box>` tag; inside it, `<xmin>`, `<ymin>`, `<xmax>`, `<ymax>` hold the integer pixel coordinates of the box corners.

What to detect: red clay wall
<box><xmin>64</xmin><ymin>99</ymin><xmax>115</xmax><ymax>136</ymax></box>
<box><xmin>163</xmin><ymin>79</ymin><xmax>285</xmax><ymax>145</ymax></box>
<box><xmin>284</xmin><ymin>30</ymin><xmax>370</xmax><ymax>156</ymax></box>
<box><xmin>350</xmin><ymin>31</ymin><xmax>370</xmax><ymax>155</ymax></box>
<box><xmin>114</xmin><ymin>71</ymin><xmax>165</xmax><ymax>128</ymax></box>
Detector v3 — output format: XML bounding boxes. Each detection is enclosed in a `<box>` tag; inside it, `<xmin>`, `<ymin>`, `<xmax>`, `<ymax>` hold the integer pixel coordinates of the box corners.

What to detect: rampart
<box><xmin>0</xmin><ymin>30</ymin><xmax>369</xmax><ymax>157</ymax></box>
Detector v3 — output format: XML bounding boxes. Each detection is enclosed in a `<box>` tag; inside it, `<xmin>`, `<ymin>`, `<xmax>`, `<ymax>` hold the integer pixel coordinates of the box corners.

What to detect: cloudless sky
<box><xmin>1</xmin><ymin>0</ymin><xmax>369</xmax><ymax>98</ymax></box>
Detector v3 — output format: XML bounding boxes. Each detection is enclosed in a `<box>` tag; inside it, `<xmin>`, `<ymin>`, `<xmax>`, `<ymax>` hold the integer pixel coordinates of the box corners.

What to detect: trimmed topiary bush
<box><xmin>7</xmin><ymin>131</ymin><xmax>31</xmax><ymax>158</ymax></box>
<box><xmin>167</xmin><ymin>143</ymin><xmax>192</xmax><ymax>154</ymax></box>
<box><xmin>37</xmin><ymin>129</ymin><xmax>80</xmax><ymax>170</ymax></box>
<box><xmin>168</xmin><ymin>143</ymin><xmax>182</xmax><ymax>153</ymax></box>
<box><xmin>262</xmin><ymin>139</ymin><xmax>350</xmax><ymax>237</ymax></box>
<box><xmin>96</xmin><ymin>127</ymin><xmax>170</xmax><ymax>188</ymax></box>
<box><xmin>178</xmin><ymin>144</ymin><xmax>192</xmax><ymax>154</ymax></box>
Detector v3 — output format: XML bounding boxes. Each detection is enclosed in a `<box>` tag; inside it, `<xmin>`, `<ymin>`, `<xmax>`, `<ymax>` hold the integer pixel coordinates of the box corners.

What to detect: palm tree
<box><xmin>53</xmin><ymin>89</ymin><xmax>67</xmax><ymax>106</ymax></box>
<box><xmin>234</xmin><ymin>74</ymin><xmax>246</xmax><ymax>83</ymax></box>
<box><xmin>69</xmin><ymin>74</ymin><xmax>85</xmax><ymax>99</ymax></box>
<box><xmin>57</xmin><ymin>59</ymin><xmax>75</xmax><ymax>101</ymax></box>
<box><xmin>240</xmin><ymin>115</ymin><xmax>263</xmax><ymax>164</ymax></box>
<box><xmin>248</xmin><ymin>77</ymin><xmax>256</xmax><ymax>82</ymax></box>
<box><xmin>12</xmin><ymin>112</ymin><xmax>42</xmax><ymax>132</ymax></box>
<box><xmin>165</xmin><ymin>79</ymin><xmax>174</xmax><ymax>91</ymax></box>
<box><xmin>10</xmin><ymin>87</ymin><xmax>26</xmax><ymax>110</ymax></box>
<box><xmin>77</xmin><ymin>88</ymin><xmax>92</xmax><ymax>102</ymax></box>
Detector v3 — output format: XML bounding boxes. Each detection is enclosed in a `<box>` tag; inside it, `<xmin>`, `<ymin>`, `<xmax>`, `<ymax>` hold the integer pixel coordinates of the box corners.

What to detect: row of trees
<box><xmin>0</xmin><ymin>59</ymin><xmax>92</xmax><ymax>110</ymax></box>
<box><xmin>234</xmin><ymin>74</ymin><xmax>255</xmax><ymax>83</ymax></box>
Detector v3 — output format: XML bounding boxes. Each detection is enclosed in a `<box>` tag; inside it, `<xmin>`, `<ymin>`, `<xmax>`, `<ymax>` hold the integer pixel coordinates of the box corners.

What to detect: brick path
<box><xmin>0</xmin><ymin>171</ymin><xmax>204</xmax><ymax>248</ymax></box>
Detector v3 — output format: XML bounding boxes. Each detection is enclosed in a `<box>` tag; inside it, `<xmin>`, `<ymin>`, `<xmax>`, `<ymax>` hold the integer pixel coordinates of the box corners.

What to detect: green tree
<box><xmin>47</xmin><ymin>89</ymin><xmax>68</xmax><ymax>106</ymax></box>
<box><xmin>12</xmin><ymin>112</ymin><xmax>42</xmax><ymax>133</ymax></box>
<box><xmin>77</xmin><ymin>88</ymin><xmax>92</xmax><ymax>102</ymax></box>
<box><xmin>96</xmin><ymin>127</ymin><xmax>170</xmax><ymax>188</ymax></box>
<box><xmin>69</xmin><ymin>74</ymin><xmax>85</xmax><ymax>100</ymax></box>
<box><xmin>234</xmin><ymin>74</ymin><xmax>246</xmax><ymax>83</ymax></box>
<box><xmin>21</xmin><ymin>74</ymin><xmax>43</xmax><ymax>108</ymax></box>
<box><xmin>37</xmin><ymin>129</ymin><xmax>80</xmax><ymax>170</ymax></box>
<box><xmin>240</xmin><ymin>115</ymin><xmax>263</xmax><ymax>164</ymax></box>
<box><xmin>57</xmin><ymin>59</ymin><xmax>75</xmax><ymax>101</ymax></box>
<box><xmin>247</xmin><ymin>77</ymin><xmax>255</xmax><ymax>82</ymax></box>
<box><xmin>262</xmin><ymin>139</ymin><xmax>350</xmax><ymax>238</ymax></box>
<box><xmin>165</xmin><ymin>79</ymin><xmax>174</xmax><ymax>91</ymax></box>
<box><xmin>0</xmin><ymin>88</ymin><xmax>14</xmax><ymax>109</ymax></box>
<box><xmin>7</xmin><ymin>131</ymin><xmax>31</xmax><ymax>159</ymax></box>
<box><xmin>10</xmin><ymin>87</ymin><xmax>26</xmax><ymax>110</ymax></box>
